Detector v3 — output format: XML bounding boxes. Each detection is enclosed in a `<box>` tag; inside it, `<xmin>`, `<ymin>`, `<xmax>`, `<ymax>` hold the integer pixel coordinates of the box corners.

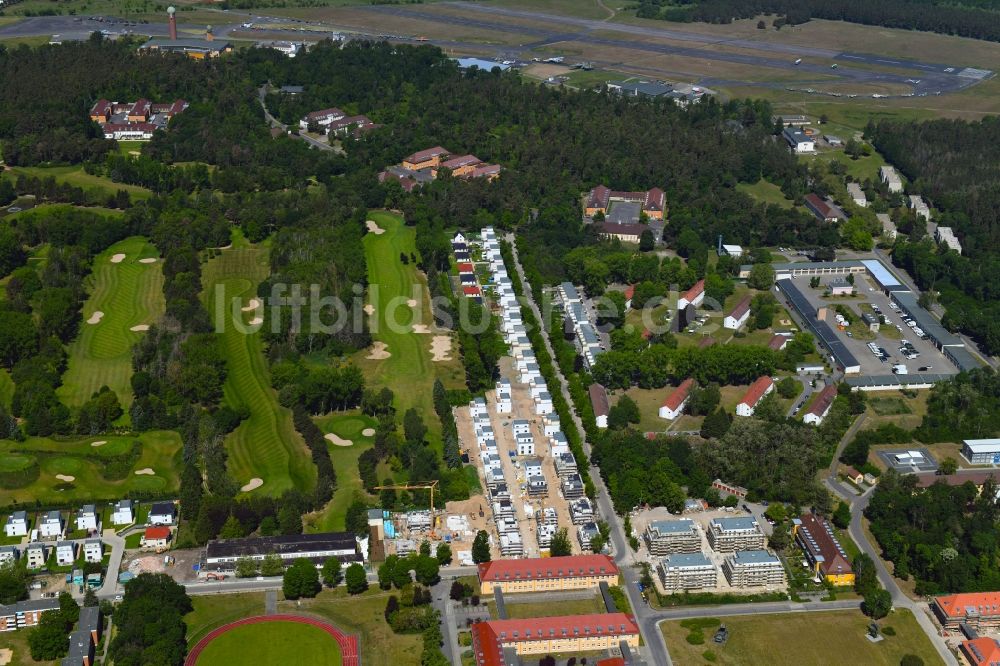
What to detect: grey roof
<box><xmin>711</xmin><ymin>517</ymin><xmax>759</xmax><ymax>532</ymax></box>
<box><xmin>782</xmin><ymin>127</ymin><xmax>811</xmax><ymax>144</ymax></box>
<box><xmin>945</xmin><ymin>346</ymin><xmax>982</xmax><ymax>372</ymax></box>
<box><xmin>663</xmin><ymin>552</ymin><xmax>713</xmax><ymax>568</ymax></box>
<box><xmin>84</xmin><ymin>538</ymin><xmax>102</xmax><ymax>547</ymax></box>
<box><xmin>743</xmin><ymin>260</ymin><xmax>864</xmax><ymax>274</ymax></box>
<box><xmin>115</xmin><ymin>499</ymin><xmax>133</xmax><ymax>509</ymax></box>
<box><xmin>142</xmin><ymin>38</ymin><xmax>230</xmax><ymax>51</ymax></box>
<box><xmin>8</xmin><ymin>511</ymin><xmax>26</xmax><ymax>521</ymax></box>
<box><xmin>150</xmin><ymin>502</ymin><xmax>176</xmax><ymax>516</ymax></box>
<box><xmin>0</xmin><ymin>598</ymin><xmax>60</xmax><ymax>614</ymax></box>
<box><xmin>560</xmin><ymin>282</ymin><xmax>580</xmax><ymax>301</ymax></box>
<box><xmin>79</xmin><ymin>605</ymin><xmax>101</xmax><ymax>632</ymax></box>
<box><xmin>613</xmin><ymin>80</ymin><xmax>674</xmax><ymax>97</ymax></box>
<box><xmin>79</xmin><ymin>504</ymin><xmax>96</xmax><ymax>514</ymax></box>
<box><xmin>43</xmin><ymin>510</ymin><xmax>61</xmax><ymax>521</ymax></box>
<box><xmin>777</xmin><ymin>279</ymin><xmax>860</xmax><ymax>371</ymax></box>
<box><xmin>731</xmin><ymin>549</ymin><xmax>779</xmax><ymax>565</ymax></box>
<box><xmin>206</xmin><ymin>532</ymin><xmax>357</xmax><ymax>559</ymax></box>
<box><xmin>605</xmin><ymin>201</ymin><xmax>642</xmax><ymax>225</ymax></box>
<box><xmin>844</xmin><ymin>373</ymin><xmax>955</xmax><ymax>389</ymax></box>
<box><xmin>650</xmin><ymin>519</ymin><xmax>695</xmax><ymax>534</ymax></box>
<box><xmin>56</xmin><ymin>541</ymin><xmax>74</xmax><ymax>549</ymax></box>
<box><xmin>63</xmin><ymin>630</ymin><xmax>92</xmax><ymax>666</ymax></box>
<box><xmin>279</xmin><ymin>85</ymin><xmax>304</xmax><ymax>94</ymax></box>
<box><xmin>861</xmin><ymin>259</ymin><xmax>905</xmax><ymax>290</ymax></box>
<box><xmin>892</xmin><ymin>291</ymin><xmax>961</xmax><ymax>346</ymax></box>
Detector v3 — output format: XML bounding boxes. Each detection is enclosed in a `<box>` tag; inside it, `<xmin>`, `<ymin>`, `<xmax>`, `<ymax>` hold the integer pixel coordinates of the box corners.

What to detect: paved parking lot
<box><xmin>877</xmin><ymin>447</ymin><xmax>939</xmax><ymax>473</ymax></box>
<box><xmin>788</xmin><ymin>273</ymin><xmax>959</xmax><ymax>376</ymax></box>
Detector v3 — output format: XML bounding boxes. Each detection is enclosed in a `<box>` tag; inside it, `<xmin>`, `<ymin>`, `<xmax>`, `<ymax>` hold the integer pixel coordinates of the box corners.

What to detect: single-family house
<box><xmin>82</xmin><ymin>539</ymin><xmax>103</xmax><ymax>564</ymax></box>
<box><xmin>25</xmin><ymin>544</ymin><xmax>46</xmax><ymax>569</ymax></box>
<box><xmin>141</xmin><ymin>526</ymin><xmax>171</xmax><ymax>550</ymax></box>
<box><xmin>659</xmin><ymin>378</ymin><xmax>694</xmax><ymax>421</ymax></box>
<box><xmin>736</xmin><ymin>377</ymin><xmax>774</xmax><ymax>417</ymax></box>
<box><xmin>0</xmin><ymin>546</ymin><xmax>18</xmax><ymax>565</ymax></box>
<box><xmin>724</xmin><ymin>295</ymin><xmax>752</xmax><ymax>330</ymax></box>
<box><xmin>148</xmin><ymin>502</ymin><xmax>177</xmax><ymax>526</ymax></box>
<box><xmin>4</xmin><ymin>512</ymin><xmax>28</xmax><ymax>538</ymax></box>
<box><xmin>589</xmin><ymin>384</ymin><xmax>609</xmax><ymax>429</ymax></box>
<box><xmin>111</xmin><ymin>499</ymin><xmax>134</xmax><ymax>526</ymax></box>
<box><xmin>75</xmin><ymin>505</ymin><xmax>98</xmax><ymax>533</ymax></box>
<box><xmin>55</xmin><ymin>541</ymin><xmax>76</xmax><ymax>567</ymax></box>
<box><xmin>842</xmin><ymin>466</ymin><xmax>864</xmax><ymax>485</ymax></box>
<box><xmin>38</xmin><ymin>511</ymin><xmax>63</xmax><ymax>539</ymax></box>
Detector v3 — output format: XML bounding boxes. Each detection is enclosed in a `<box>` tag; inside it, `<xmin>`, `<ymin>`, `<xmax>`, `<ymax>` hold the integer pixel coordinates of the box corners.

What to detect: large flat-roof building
<box><xmin>722</xmin><ymin>550</ymin><xmax>786</xmax><ymax>588</ymax></box>
<box><xmin>140</xmin><ymin>37</ymin><xmax>232</xmax><ymax>59</ymax></box>
<box><xmin>962</xmin><ymin>439</ymin><xmax>1000</xmax><ymax>465</ymax></box>
<box><xmin>202</xmin><ymin>532</ymin><xmax>361</xmax><ymax>575</ymax></box>
<box><xmin>707</xmin><ymin>517</ymin><xmax>766</xmax><ymax>553</ymax></box>
<box><xmin>793</xmin><ymin>513</ymin><xmax>854</xmax><ymax>586</ymax></box>
<box><xmin>0</xmin><ymin>599</ymin><xmax>60</xmax><ymax>632</ymax></box>
<box><xmin>471</xmin><ymin>613</ymin><xmax>640</xmax><ymax>665</ymax></box>
<box><xmin>658</xmin><ymin>553</ymin><xmax>718</xmax><ymax>592</ymax></box>
<box><xmin>643</xmin><ymin>519</ymin><xmax>701</xmax><ymax>556</ymax></box>
<box><xmin>477</xmin><ymin>555</ymin><xmax>618</xmax><ymax>595</ymax></box>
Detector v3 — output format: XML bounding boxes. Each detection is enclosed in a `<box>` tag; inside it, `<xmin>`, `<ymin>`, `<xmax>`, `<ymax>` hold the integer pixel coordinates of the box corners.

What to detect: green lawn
<box><xmin>490</xmin><ymin>595</ymin><xmax>606</xmax><ymax>619</ymax></box>
<box><xmin>185</xmin><ymin>593</ymin><xmax>266</xmax><ymax>647</ymax></box>
<box><xmin>57</xmin><ymin>237</ymin><xmax>164</xmax><ymax>412</ymax></box>
<box><xmin>278</xmin><ymin>588</ymin><xmax>421</xmax><ymax>666</ymax></box>
<box><xmin>617</xmin><ymin>387</ymin><xmax>668</xmax><ymax>433</ymax></box>
<box><xmin>306</xmin><ymin>411</ymin><xmax>377</xmax><ymax>532</ymax></box>
<box><xmin>5</xmin><ymin>165</ymin><xmax>152</xmax><ymax>200</ymax></box>
<box><xmin>201</xmin><ymin>233</ymin><xmax>315</xmax><ymax>497</ymax></box>
<box><xmin>736</xmin><ymin>179</ymin><xmax>795</xmax><ymax>209</ymax></box>
<box><xmin>0</xmin><ymin>369</ymin><xmax>12</xmax><ymax>410</ymax></box>
<box><xmin>0</xmin><ymin>431</ymin><xmax>181</xmax><ymax>505</ymax></box>
<box><xmin>661</xmin><ymin>609</ymin><xmax>941</xmax><ymax>666</ymax></box>
<box><xmin>194</xmin><ymin>620</ymin><xmax>342</xmax><ymax>666</ymax></box>
<box><xmin>0</xmin><ymin>621</ymin><xmax>56</xmax><ymax>666</ymax></box>
<box><xmin>352</xmin><ymin>211</ymin><xmax>465</xmax><ymax>449</ymax></box>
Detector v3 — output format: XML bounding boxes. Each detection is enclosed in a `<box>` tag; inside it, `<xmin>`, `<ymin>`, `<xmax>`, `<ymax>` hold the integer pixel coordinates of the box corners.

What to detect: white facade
<box><xmin>83</xmin><ymin>540</ymin><xmax>103</xmax><ymax>563</ymax></box>
<box><xmin>847</xmin><ymin>182</ymin><xmax>867</xmax><ymax>207</ymax></box>
<box><xmin>38</xmin><ymin>512</ymin><xmax>63</xmax><ymax>539</ymax></box>
<box><xmin>148</xmin><ymin>504</ymin><xmax>176</xmax><ymax>526</ymax></box>
<box><xmin>111</xmin><ymin>500</ymin><xmax>134</xmax><ymax>526</ymax></box>
<box><xmin>736</xmin><ymin>379</ymin><xmax>774</xmax><ymax>417</ymax></box>
<box><xmin>880</xmin><ymin>165</ymin><xmax>903</xmax><ymax>193</ymax></box>
<box><xmin>723</xmin><ymin>308</ymin><xmax>751</xmax><ymax>331</ymax></box>
<box><xmin>659</xmin><ymin>398</ymin><xmax>688</xmax><ymax>421</ymax></box>
<box><xmin>25</xmin><ymin>545</ymin><xmax>45</xmax><ymax>569</ymax></box>
<box><xmin>55</xmin><ymin>542</ymin><xmax>76</xmax><ymax>566</ymax></box>
<box><xmin>534</xmin><ymin>392</ymin><xmax>553</xmax><ymax>415</ymax></box>
<box><xmin>908</xmin><ymin>194</ymin><xmax>930</xmax><ymax>220</ymax></box>
<box><xmin>4</xmin><ymin>512</ymin><xmax>28</xmax><ymax>538</ymax></box>
<box><xmin>76</xmin><ymin>506</ymin><xmax>98</xmax><ymax>532</ymax></box>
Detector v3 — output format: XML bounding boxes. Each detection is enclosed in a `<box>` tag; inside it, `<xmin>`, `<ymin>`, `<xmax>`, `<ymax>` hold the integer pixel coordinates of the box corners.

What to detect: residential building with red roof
<box><xmin>584</xmin><ymin>184</ymin><xmax>666</xmax><ymax>220</ymax></box>
<box><xmin>598</xmin><ymin>222</ymin><xmax>648</xmax><ymax>244</ymax></box>
<box><xmin>140</xmin><ymin>526</ymin><xmax>171</xmax><ymax>550</ymax></box>
<box><xmin>127</xmin><ymin>98</ymin><xmax>151</xmax><ymax>122</ymax></box>
<box><xmin>457</xmin><ymin>263</ymin><xmax>474</xmax><ymax>274</ymax></box>
<box><xmin>767</xmin><ymin>334</ymin><xmax>789</xmax><ymax>351</ymax></box>
<box><xmin>723</xmin><ymin>295</ymin><xmax>752</xmax><ymax>330</ymax></box>
<box><xmin>89</xmin><ymin>99</ymin><xmax>112</xmax><ymax>122</ymax></box>
<box><xmin>327</xmin><ymin>114</ymin><xmax>378</xmax><ymax>137</ymax></box>
<box><xmin>477</xmin><ymin>554</ymin><xmax>618</xmax><ymax>595</ymax></box>
<box><xmin>803</xmin><ymin>384</ymin><xmax>838</xmax><ymax>425</ymax></box>
<box><xmin>792</xmin><ymin>513</ymin><xmax>854</xmax><ymax>586</ymax></box>
<box><xmin>962</xmin><ymin>637</ymin><xmax>1000</xmax><ymax>665</ymax></box>
<box><xmin>915</xmin><ymin>470</ymin><xmax>1000</xmax><ymax>497</ymax></box>
<box><xmin>589</xmin><ymin>384</ymin><xmax>610</xmax><ymax>429</ymax></box>
<box><xmin>470</xmin><ymin>613</ymin><xmax>639</xmax><ymax>666</ymax></box>
<box><xmin>659</xmin><ymin>378</ymin><xmax>694</xmax><ymax>421</ymax></box>
<box><xmin>469</xmin><ymin>163</ymin><xmax>501</xmax><ymax>180</ymax></box>
<box><xmin>735</xmin><ymin>376</ymin><xmax>773</xmax><ymax>417</ymax></box>
<box><xmin>437</xmin><ymin>154</ymin><xmax>481</xmax><ymax>177</ymax></box>
<box><xmin>402</xmin><ymin>146</ymin><xmax>451</xmax><ymax>171</ymax></box>
<box><xmin>677</xmin><ymin>279</ymin><xmax>705</xmax><ymax>310</ymax></box>
<box><xmin>623</xmin><ymin>284</ymin><xmax>636</xmax><ymax>309</ymax></box>
<box><xmin>934</xmin><ymin>592</ymin><xmax>1000</xmax><ymax>630</ymax></box>
<box><xmin>804</xmin><ymin>193</ymin><xmax>845</xmax><ymax>222</ymax></box>
<box><xmin>90</xmin><ymin>97</ymin><xmax>188</xmax><ymax>140</ymax></box>
<box><xmin>842</xmin><ymin>466</ymin><xmax>863</xmax><ymax>485</ymax></box>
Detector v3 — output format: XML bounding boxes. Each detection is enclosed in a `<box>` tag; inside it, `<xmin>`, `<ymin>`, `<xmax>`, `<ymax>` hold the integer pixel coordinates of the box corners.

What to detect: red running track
<box><xmin>185</xmin><ymin>614</ymin><xmax>360</xmax><ymax>666</ymax></box>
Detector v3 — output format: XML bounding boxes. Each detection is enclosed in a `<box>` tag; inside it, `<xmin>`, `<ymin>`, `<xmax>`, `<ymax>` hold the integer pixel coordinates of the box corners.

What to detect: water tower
<box><xmin>167</xmin><ymin>6</ymin><xmax>177</xmax><ymax>41</ymax></box>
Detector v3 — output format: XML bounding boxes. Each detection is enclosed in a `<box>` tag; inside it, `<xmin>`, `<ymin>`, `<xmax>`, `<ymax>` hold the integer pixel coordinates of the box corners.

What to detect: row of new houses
<box><xmin>558</xmin><ymin>282</ymin><xmax>605</xmax><ymax>371</ymax></box>
<box><xmin>0</xmin><ymin>538</ymin><xmax>104</xmax><ymax>569</ymax></box>
<box><xmin>4</xmin><ymin>501</ymin><xmax>176</xmax><ymax>538</ymax></box>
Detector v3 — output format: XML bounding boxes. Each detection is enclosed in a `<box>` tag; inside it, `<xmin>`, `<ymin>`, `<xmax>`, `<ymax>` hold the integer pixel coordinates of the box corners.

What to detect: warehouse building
<box><xmin>202</xmin><ymin>532</ymin><xmax>362</xmax><ymax>575</ymax></box>
<box><xmin>707</xmin><ymin>517</ymin><xmax>766</xmax><ymax>553</ymax></box>
<box><xmin>722</xmin><ymin>550</ymin><xmax>786</xmax><ymax>588</ymax></box>
<box><xmin>961</xmin><ymin>439</ymin><xmax>1000</xmax><ymax>465</ymax></box>
<box><xmin>643</xmin><ymin>519</ymin><xmax>702</xmax><ymax>556</ymax></box>
<box><xmin>477</xmin><ymin>554</ymin><xmax>618</xmax><ymax>595</ymax></box>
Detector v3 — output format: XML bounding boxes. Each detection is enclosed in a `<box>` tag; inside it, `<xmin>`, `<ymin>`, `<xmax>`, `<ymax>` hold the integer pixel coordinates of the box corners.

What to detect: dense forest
<box><xmin>869</xmin><ymin>117</ymin><xmax>1000</xmax><ymax>355</ymax></box>
<box><xmin>635</xmin><ymin>0</ymin><xmax>1000</xmax><ymax>43</ymax></box>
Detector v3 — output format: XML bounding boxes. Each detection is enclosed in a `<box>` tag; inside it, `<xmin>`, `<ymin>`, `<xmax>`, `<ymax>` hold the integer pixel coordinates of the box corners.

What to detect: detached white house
<box><xmin>111</xmin><ymin>499</ymin><xmax>134</xmax><ymax>526</ymax></box>
<box><xmin>38</xmin><ymin>511</ymin><xmax>63</xmax><ymax>539</ymax></box>
<box><xmin>25</xmin><ymin>544</ymin><xmax>46</xmax><ymax>569</ymax></box>
<box><xmin>4</xmin><ymin>511</ymin><xmax>28</xmax><ymax>538</ymax></box>
<box><xmin>659</xmin><ymin>378</ymin><xmax>694</xmax><ymax>421</ymax></box>
<box><xmin>736</xmin><ymin>377</ymin><xmax>774</xmax><ymax>417</ymax></box>
<box><xmin>55</xmin><ymin>542</ymin><xmax>76</xmax><ymax>567</ymax></box>
<box><xmin>803</xmin><ymin>385</ymin><xmax>838</xmax><ymax>426</ymax></box>
<box><xmin>677</xmin><ymin>280</ymin><xmax>705</xmax><ymax>310</ymax></box>
<box><xmin>534</xmin><ymin>392</ymin><xmax>554</xmax><ymax>416</ymax></box>
<box><xmin>782</xmin><ymin>127</ymin><xmax>815</xmax><ymax>154</ymax></box>
<box><xmin>83</xmin><ymin>539</ymin><xmax>103</xmax><ymax>564</ymax></box>
<box><xmin>0</xmin><ymin>546</ymin><xmax>18</xmax><ymax>565</ymax></box>
<box><xmin>847</xmin><ymin>182</ymin><xmax>867</xmax><ymax>208</ymax></box>
<box><xmin>724</xmin><ymin>296</ymin><xmax>752</xmax><ymax>331</ymax></box>
<box><xmin>148</xmin><ymin>502</ymin><xmax>177</xmax><ymax>526</ymax></box>
<box><xmin>76</xmin><ymin>505</ymin><xmax>99</xmax><ymax>533</ymax></box>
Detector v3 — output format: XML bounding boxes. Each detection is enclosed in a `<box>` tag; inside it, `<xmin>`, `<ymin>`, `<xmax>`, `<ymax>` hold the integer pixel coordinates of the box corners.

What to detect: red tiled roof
<box><xmin>739</xmin><ymin>376</ymin><xmax>773</xmax><ymax>408</ymax></box>
<box><xmin>728</xmin><ymin>295</ymin><xmax>752</xmax><ymax>321</ymax></box>
<box><xmin>128</xmin><ymin>99</ymin><xmax>151</xmax><ymax>116</ymax></box>
<box><xmin>463</xmin><ymin>286</ymin><xmax>481</xmax><ymax>296</ymax></box>
<box><xmin>587</xmin><ymin>184</ymin><xmax>611</xmax><ymax>209</ymax></box>
<box><xmin>662</xmin><ymin>378</ymin><xmax>694</xmax><ymax>411</ymax></box>
<box><xmin>477</xmin><ymin>554</ymin><xmax>618</xmax><ymax>584</ymax></box>
<box><xmin>328</xmin><ymin>114</ymin><xmax>372</xmax><ymax>131</ymax></box>
<box><xmin>469</xmin><ymin>164</ymin><xmax>501</xmax><ymax>179</ymax></box>
<box><xmin>624</xmin><ymin>284</ymin><xmax>635</xmax><ymax>300</ymax></box>
<box><xmin>440</xmin><ymin>154</ymin><xmax>481</xmax><ymax>169</ymax></box>
<box><xmin>804</xmin><ymin>193</ymin><xmax>839</xmax><ymax>220</ymax></box>
<box><xmin>797</xmin><ymin>513</ymin><xmax>851</xmax><ymax>577</ymax></box>
<box><xmin>144</xmin><ymin>526</ymin><xmax>170</xmax><ymax>540</ymax></box>
<box><xmin>168</xmin><ymin>99</ymin><xmax>188</xmax><ymax>115</ymax></box>
<box><xmin>404</xmin><ymin>146</ymin><xmax>450</xmax><ymax>163</ymax></box>
<box><xmin>471</xmin><ymin>613</ymin><xmax>638</xmax><ymax>666</ymax></box>
<box><xmin>597</xmin><ymin>659</ymin><xmax>626</xmax><ymax>666</ymax></box>
<box><xmin>305</xmin><ymin>107</ymin><xmax>344</xmax><ymax>121</ymax></box>
<box><xmin>915</xmin><ymin>471</ymin><xmax>1000</xmax><ymax>489</ymax></box>
<box><xmin>934</xmin><ymin>592</ymin><xmax>1000</xmax><ymax>621</ymax></box>
<box><xmin>599</xmin><ymin>222</ymin><xmax>647</xmax><ymax>238</ymax></box>
<box><xmin>589</xmin><ymin>384</ymin><xmax>610</xmax><ymax>417</ymax></box>
<box><xmin>457</xmin><ymin>263</ymin><xmax>474</xmax><ymax>274</ymax></box>
<box><xmin>644</xmin><ymin>187</ymin><xmax>665</xmax><ymax>211</ymax></box>
<box><xmin>680</xmin><ymin>279</ymin><xmax>704</xmax><ymax>304</ymax></box>
<box><xmin>90</xmin><ymin>99</ymin><xmax>111</xmax><ymax>117</ymax></box>
<box><xmin>844</xmin><ymin>466</ymin><xmax>862</xmax><ymax>478</ymax></box>
<box><xmin>962</xmin><ymin>637</ymin><xmax>1000</xmax><ymax>665</ymax></box>
<box><xmin>767</xmin><ymin>334</ymin><xmax>788</xmax><ymax>350</ymax></box>
<box><xmin>805</xmin><ymin>385</ymin><xmax>838</xmax><ymax>419</ymax></box>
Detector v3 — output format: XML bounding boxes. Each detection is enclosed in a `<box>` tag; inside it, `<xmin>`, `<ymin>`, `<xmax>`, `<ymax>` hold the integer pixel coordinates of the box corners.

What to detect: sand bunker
<box><xmin>430</xmin><ymin>335</ymin><xmax>453</xmax><ymax>362</ymax></box>
<box><xmin>324</xmin><ymin>433</ymin><xmax>353</xmax><ymax>447</ymax></box>
<box><xmin>134</xmin><ymin>468</ymin><xmax>155</xmax><ymax>476</ymax></box>
<box><xmin>364</xmin><ymin>304</ymin><xmax>375</xmax><ymax>316</ymax></box>
<box><xmin>412</xmin><ymin>324</ymin><xmax>430</xmax><ymax>334</ymax></box>
<box><xmin>90</xmin><ymin>440</ymin><xmax>107</xmax><ymax>448</ymax></box>
<box><xmin>87</xmin><ymin>311</ymin><xmax>104</xmax><ymax>325</ymax></box>
<box><xmin>110</xmin><ymin>253</ymin><xmax>126</xmax><ymax>263</ymax></box>
<box><xmin>366</xmin><ymin>341</ymin><xmax>391</xmax><ymax>359</ymax></box>
<box><xmin>361</xmin><ymin>428</ymin><xmax>376</xmax><ymax>437</ymax></box>
<box><xmin>130</xmin><ymin>324</ymin><xmax>150</xmax><ymax>332</ymax></box>
<box><xmin>241</xmin><ymin>298</ymin><xmax>261</xmax><ymax>312</ymax></box>
<box><xmin>55</xmin><ymin>474</ymin><xmax>75</xmax><ymax>482</ymax></box>
<box><xmin>406</xmin><ymin>299</ymin><xmax>417</xmax><ymax>307</ymax></box>
<box><xmin>366</xmin><ymin>220</ymin><xmax>385</xmax><ymax>235</ymax></box>
<box><xmin>241</xmin><ymin>478</ymin><xmax>264</xmax><ymax>492</ymax></box>
<box><xmin>248</xmin><ymin>316</ymin><xmax>263</xmax><ymax>326</ymax></box>
<box><xmin>138</xmin><ymin>257</ymin><xmax>157</xmax><ymax>264</ymax></box>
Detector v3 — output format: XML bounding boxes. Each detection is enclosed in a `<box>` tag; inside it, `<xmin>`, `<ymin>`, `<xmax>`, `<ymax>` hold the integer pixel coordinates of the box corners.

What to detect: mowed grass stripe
<box><xmin>58</xmin><ymin>237</ymin><xmax>164</xmax><ymax>410</ymax></box>
<box><xmin>201</xmin><ymin>241</ymin><xmax>315</xmax><ymax>496</ymax></box>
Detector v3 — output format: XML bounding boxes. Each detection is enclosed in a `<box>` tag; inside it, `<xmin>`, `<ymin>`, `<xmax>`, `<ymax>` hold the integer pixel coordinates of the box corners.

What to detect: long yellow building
<box><xmin>477</xmin><ymin>554</ymin><xmax>619</xmax><ymax>595</ymax></box>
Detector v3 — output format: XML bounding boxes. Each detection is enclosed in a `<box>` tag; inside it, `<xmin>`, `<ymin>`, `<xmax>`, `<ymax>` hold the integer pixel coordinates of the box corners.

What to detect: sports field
<box><xmin>201</xmin><ymin>233</ymin><xmax>315</xmax><ymax>496</ymax></box>
<box><xmin>0</xmin><ymin>431</ymin><xmax>181</xmax><ymax>504</ymax></box>
<box><xmin>58</xmin><ymin>236</ymin><xmax>164</xmax><ymax>411</ymax></box>
<box><xmin>353</xmin><ymin>211</ymin><xmax>464</xmax><ymax>444</ymax></box>
<box><xmin>307</xmin><ymin>411</ymin><xmax>377</xmax><ymax>532</ymax></box>
<box><xmin>193</xmin><ymin>619</ymin><xmax>342</xmax><ymax>666</ymax></box>
<box><xmin>660</xmin><ymin>609</ymin><xmax>941</xmax><ymax>666</ymax></box>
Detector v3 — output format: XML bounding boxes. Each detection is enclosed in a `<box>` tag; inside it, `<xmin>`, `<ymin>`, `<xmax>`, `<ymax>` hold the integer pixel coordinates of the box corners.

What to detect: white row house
<box><xmin>542</xmin><ymin>413</ymin><xmax>561</xmax><ymax>438</ymax></box>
